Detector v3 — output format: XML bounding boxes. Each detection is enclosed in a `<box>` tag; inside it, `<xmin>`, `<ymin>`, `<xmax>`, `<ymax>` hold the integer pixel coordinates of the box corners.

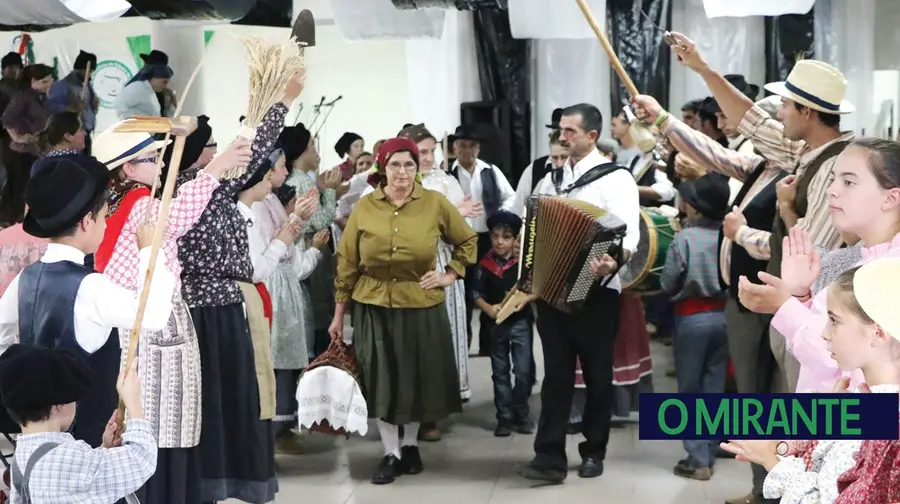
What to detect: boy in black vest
<box><xmin>0</xmin><ymin>156</ymin><xmax>176</xmax><ymax>448</ymax></box>
<box><xmin>473</xmin><ymin>211</ymin><xmax>535</xmax><ymax>437</ymax></box>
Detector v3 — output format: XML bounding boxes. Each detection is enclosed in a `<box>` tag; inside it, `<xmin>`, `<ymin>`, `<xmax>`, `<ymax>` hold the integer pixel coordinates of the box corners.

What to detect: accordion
<box><xmin>497</xmin><ymin>195</ymin><xmax>627</xmax><ymax>321</ymax></box>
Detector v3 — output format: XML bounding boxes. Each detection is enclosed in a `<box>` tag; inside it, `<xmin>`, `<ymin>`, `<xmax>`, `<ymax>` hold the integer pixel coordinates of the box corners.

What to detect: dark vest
<box><xmin>766</xmin><ymin>140</ymin><xmax>851</xmax><ymax>277</ymax></box>
<box><xmin>451</xmin><ymin>161</ymin><xmax>502</xmax><ymax>220</ymax></box>
<box><xmin>630</xmin><ymin>154</ymin><xmax>661</xmax><ymax>207</ymax></box>
<box><xmin>718</xmin><ymin>162</ymin><xmax>787</xmax><ymax>309</ymax></box>
<box><xmin>530</xmin><ymin>155</ymin><xmax>551</xmax><ymax>194</ymax></box>
<box><xmin>17</xmin><ymin>260</ymin><xmax>122</xmax><ymax>448</ymax></box>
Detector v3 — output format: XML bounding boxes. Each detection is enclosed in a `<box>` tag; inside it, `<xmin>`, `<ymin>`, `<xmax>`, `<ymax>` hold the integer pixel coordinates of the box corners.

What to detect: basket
<box><xmin>296</xmin><ymin>336</ymin><xmax>368</xmax><ymax>437</ymax></box>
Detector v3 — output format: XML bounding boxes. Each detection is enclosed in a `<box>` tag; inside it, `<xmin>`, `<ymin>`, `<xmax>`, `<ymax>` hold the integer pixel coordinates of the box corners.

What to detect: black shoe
<box><xmin>566</xmin><ymin>422</ymin><xmax>582</xmax><ymax>435</ymax></box>
<box><xmin>400</xmin><ymin>446</ymin><xmax>423</xmax><ymax>475</ymax></box>
<box><xmin>513</xmin><ymin>419</ymin><xmax>535</xmax><ymax>435</ymax></box>
<box><xmin>371</xmin><ymin>454</ymin><xmax>403</xmax><ymax>485</ymax></box>
<box><xmin>577</xmin><ymin>456</ymin><xmax>604</xmax><ymax>478</ymax></box>
<box><xmin>516</xmin><ymin>462</ymin><xmax>567</xmax><ymax>484</ymax></box>
<box><xmin>494</xmin><ymin>423</ymin><xmax>513</xmax><ymax>437</ymax></box>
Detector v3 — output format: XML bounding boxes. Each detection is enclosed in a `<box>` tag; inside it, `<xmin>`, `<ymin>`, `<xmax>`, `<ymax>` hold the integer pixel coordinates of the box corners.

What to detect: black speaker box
<box><xmin>459</xmin><ymin>100</ymin><xmax>515</xmax><ymax>181</ymax></box>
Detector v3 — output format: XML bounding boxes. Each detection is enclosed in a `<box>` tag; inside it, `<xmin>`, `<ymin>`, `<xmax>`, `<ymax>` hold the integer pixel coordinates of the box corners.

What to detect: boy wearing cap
<box><xmin>473</xmin><ymin>210</ymin><xmax>536</xmax><ymax>437</ymax></box>
<box><xmin>660</xmin><ymin>174</ymin><xmax>730</xmax><ymax>481</ymax></box>
<box><xmin>0</xmin><ymin>155</ymin><xmax>177</xmax><ymax>448</ymax></box>
<box><xmin>0</xmin><ymin>344</ymin><xmax>156</xmax><ymax>504</ymax></box>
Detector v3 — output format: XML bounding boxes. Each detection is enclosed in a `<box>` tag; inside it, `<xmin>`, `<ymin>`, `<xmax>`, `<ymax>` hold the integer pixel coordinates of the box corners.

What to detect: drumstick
<box><xmin>574</xmin><ymin>0</ymin><xmax>639</xmax><ymax>99</ymax></box>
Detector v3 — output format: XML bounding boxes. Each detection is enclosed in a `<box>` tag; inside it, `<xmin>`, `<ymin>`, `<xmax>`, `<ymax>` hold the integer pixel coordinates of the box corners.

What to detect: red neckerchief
<box><xmin>94</xmin><ymin>185</ymin><xmax>151</xmax><ymax>273</ymax></box>
<box><xmin>479</xmin><ymin>252</ymin><xmax>518</xmax><ymax>278</ymax></box>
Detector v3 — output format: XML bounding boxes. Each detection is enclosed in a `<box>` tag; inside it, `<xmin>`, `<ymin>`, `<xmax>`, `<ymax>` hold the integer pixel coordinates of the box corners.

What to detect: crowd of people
<box><xmin>0</xmin><ymin>29</ymin><xmax>894</xmax><ymax>504</ymax></box>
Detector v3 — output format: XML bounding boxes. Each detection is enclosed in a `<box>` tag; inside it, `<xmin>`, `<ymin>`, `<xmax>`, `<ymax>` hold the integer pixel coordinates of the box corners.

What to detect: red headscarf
<box><xmin>367</xmin><ymin>137</ymin><xmax>420</xmax><ymax>188</ymax></box>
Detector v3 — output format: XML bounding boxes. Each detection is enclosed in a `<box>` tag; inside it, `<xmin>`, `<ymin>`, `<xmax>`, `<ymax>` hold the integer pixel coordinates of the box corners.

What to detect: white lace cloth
<box><xmin>295</xmin><ymin>366</ymin><xmax>368</xmax><ymax>436</ymax></box>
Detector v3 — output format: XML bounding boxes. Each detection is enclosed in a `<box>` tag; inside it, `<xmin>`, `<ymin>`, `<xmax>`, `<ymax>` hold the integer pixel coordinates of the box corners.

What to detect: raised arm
<box><xmin>770</xmin><ymin>291</ymin><xmax>841</xmax><ymax>386</ymax></box>
<box><xmin>128</xmin><ymin>172</ymin><xmax>220</xmax><ymax>241</ymax></box>
<box><xmin>220</xmin><ymin>103</ymin><xmax>289</xmax><ymax>198</ymax></box>
<box><xmin>292</xmin><ymin>241</ymin><xmax>322</xmax><ymax>281</ymax></box>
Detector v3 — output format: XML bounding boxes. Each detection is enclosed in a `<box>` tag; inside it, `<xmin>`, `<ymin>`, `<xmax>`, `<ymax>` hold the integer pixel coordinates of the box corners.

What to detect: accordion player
<box><xmin>496</xmin><ymin>195</ymin><xmax>628</xmax><ymax>322</ymax></box>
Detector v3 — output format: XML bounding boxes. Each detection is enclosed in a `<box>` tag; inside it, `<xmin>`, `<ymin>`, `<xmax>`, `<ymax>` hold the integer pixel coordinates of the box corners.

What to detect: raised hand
<box><xmin>204</xmin><ymin>138</ymin><xmax>253</xmax><ymax>179</ymax></box>
<box><xmin>723</xmin><ymin>206</ymin><xmax>747</xmax><ymax>241</ymax></box>
<box><xmin>631</xmin><ymin>94</ymin><xmax>666</xmax><ymax>125</ymax></box>
<box><xmin>668</xmin><ymin>32</ymin><xmax>708</xmax><ymax>72</ymax></box>
<box><xmin>780</xmin><ymin>227</ymin><xmax>819</xmax><ymax>298</ymax></box>
<box><xmin>282</xmin><ymin>69</ymin><xmax>306</xmax><ymax>105</ymax></box>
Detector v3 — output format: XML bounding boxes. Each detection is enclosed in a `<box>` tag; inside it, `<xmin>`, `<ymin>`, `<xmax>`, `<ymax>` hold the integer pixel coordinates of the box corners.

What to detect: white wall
<box><xmin>200</xmin><ymin>23</ymin><xmax>412</xmax><ymax>168</ymax></box>
<box><xmin>0</xmin><ymin>17</ymin><xmax>413</xmax><ymax>169</ymax></box>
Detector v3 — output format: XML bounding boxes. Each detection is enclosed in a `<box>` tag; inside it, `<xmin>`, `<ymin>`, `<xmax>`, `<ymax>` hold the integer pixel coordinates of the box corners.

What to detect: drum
<box><xmin>620</xmin><ymin>206</ymin><xmax>680</xmax><ymax>293</ymax></box>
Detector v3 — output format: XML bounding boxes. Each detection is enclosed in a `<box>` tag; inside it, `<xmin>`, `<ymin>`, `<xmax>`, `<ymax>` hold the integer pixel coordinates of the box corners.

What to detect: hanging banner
<box><xmin>703</xmin><ymin>0</ymin><xmax>815</xmax><ymax>18</ymax></box>
<box><xmin>507</xmin><ymin>0</ymin><xmax>606</xmax><ymax>40</ymax></box>
<box><xmin>0</xmin><ymin>18</ymin><xmax>154</xmax><ymax>133</ymax></box>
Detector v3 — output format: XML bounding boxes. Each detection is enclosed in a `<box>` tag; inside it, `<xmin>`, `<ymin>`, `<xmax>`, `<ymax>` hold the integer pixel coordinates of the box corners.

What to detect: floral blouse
<box><xmin>177</xmin><ymin>103</ymin><xmax>288</xmax><ymax>308</ymax></box>
<box><xmin>763</xmin><ymin>384</ymin><xmax>900</xmax><ymax>503</ymax></box>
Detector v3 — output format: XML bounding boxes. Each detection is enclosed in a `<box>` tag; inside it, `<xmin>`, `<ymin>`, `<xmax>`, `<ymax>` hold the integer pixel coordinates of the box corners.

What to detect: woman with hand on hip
<box><xmin>330</xmin><ymin>137</ymin><xmax>477</xmax><ymax>485</ymax></box>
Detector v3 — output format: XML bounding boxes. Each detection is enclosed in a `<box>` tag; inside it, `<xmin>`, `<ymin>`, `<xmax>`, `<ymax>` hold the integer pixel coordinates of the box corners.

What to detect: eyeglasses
<box><xmin>385</xmin><ymin>162</ymin><xmax>417</xmax><ymax>173</ymax></box>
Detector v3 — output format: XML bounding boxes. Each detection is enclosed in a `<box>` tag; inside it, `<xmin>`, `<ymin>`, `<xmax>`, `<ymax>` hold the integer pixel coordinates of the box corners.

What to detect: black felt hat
<box><xmin>724</xmin><ymin>74</ymin><xmax>760</xmax><ymax>101</ymax></box>
<box><xmin>139</xmin><ymin>50</ymin><xmax>169</xmax><ymax>66</ymax></box>
<box><xmin>678</xmin><ymin>173</ymin><xmax>730</xmax><ymax>220</ymax></box>
<box><xmin>448</xmin><ymin>124</ymin><xmax>489</xmax><ymax>145</ymax></box>
<box><xmin>273</xmin><ymin>184</ymin><xmax>297</xmax><ymax>206</ymax></box>
<box><xmin>487</xmin><ymin>210</ymin><xmax>523</xmax><ymax>235</ymax></box>
<box><xmin>0</xmin><ymin>345</ymin><xmax>93</xmax><ymax>409</ymax></box>
<box><xmin>241</xmin><ymin>148</ymin><xmax>284</xmax><ymax>192</ymax></box>
<box><xmin>699</xmin><ymin>96</ymin><xmax>721</xmax><ymax>116</ymax></box>
<box><xmin>278</xmin><ymin>123</ymin><xmax>312</xmax><ymax>166</ymax></box>
<box><xmin>23</xmin><ymin>156</ymin><xmax>109</xmax><ymax>238</ymax></box>
<box><xmin>334</xmin><ymin>132</ymin><xmax>362</xmax><ymax>158</ymax></box>
<box><xmin>545</xmin><ymin>108</ymin><xmax>564</xmax><ymax>129</ymax></box>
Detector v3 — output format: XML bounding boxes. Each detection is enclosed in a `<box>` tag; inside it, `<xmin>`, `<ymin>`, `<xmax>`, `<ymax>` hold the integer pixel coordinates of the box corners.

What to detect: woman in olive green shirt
<box><xmin>329</xmin><ymin>137</ymin><xmax>477</xmax><ymax>485</ymax></box>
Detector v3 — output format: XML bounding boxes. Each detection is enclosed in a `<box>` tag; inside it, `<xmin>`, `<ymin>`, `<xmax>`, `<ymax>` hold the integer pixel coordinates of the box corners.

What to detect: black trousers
<box><xmin>532</xmin><ymin>287</ymin><xmax>620</xmax><ymax>470</ymax></box>
<box><xmin>464</xmin><ymin>231</ymin><xmax>494</xmax><ymax>355</ymax></box>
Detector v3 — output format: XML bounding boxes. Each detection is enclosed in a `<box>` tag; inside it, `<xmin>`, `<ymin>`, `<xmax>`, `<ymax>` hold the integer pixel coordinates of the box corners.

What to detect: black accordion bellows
<box><xmin>517</xmin><ymin>195</ymin><xmax>627</xmax><ymax>313</ymax></box>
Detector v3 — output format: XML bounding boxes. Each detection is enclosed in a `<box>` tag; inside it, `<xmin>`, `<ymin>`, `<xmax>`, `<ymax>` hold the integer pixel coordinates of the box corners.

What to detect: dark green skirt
<box><xmin>352</xmin><ymin>302</ymin><xmax>462</xmax><ymax>425</ymax></box>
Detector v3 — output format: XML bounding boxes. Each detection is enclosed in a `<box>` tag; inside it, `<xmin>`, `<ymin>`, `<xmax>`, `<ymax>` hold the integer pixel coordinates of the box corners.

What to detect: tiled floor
<box><xmin>0</xmin><ymin>330</ymin><xmax>753</xmax><ymax>503</ymax></box>
<box><xmin>268</xmin><ymin>333</ymin><xmax>752</xmax><ymax>504</ymax></box>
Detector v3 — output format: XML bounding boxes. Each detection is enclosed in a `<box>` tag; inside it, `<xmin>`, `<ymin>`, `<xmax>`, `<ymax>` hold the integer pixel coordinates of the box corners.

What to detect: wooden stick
<box><xmin>115</xmin><ymin>134</ymin><xmax>188</xmax><ymax>435</ymax></box>
<box><xmin>144</xmin><ymin>58</ymin><xmax>206</xmax><ymax>224</ymax></box>
<box><xmin>80</xmin><ymin>60</ymin><xmax>92</xmax><ymax>102</ymax></box>
<box><xmin>574</xmin><ymin>0</ymin><xmax>640</xmax><ymax>99</ymax></box>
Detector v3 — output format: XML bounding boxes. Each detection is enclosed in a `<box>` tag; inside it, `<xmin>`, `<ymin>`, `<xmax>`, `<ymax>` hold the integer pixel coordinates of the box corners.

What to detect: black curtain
<box><xmin>472</xmin><ymin>9</ymin><xmax>530</xmax><ymax>183</ymax></box>
<box><xmin>607</xmin><ymin>0</ymin><xmax>673</xmax><ymax>115</ymax></box>
<box><xmin>764</xmin><ymin>11</ymin><xmax>816</xmax><ymax>84</ymax></box>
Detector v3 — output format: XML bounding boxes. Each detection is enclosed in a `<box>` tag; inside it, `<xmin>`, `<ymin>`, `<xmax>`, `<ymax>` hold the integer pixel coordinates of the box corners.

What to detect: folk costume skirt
<box><xmin>611</xmin><ymin>292</ymin><xmax>653</xmax><ymax>417</ymax></box>
<box><xmin>352</xmin><ymin>302</ymin><xmax>462</xmax><ymax>425</ymax></box>
<box><xmin>436</xmin><ymin>241</ymin><xmax>471</xmax><ymax>400</ymax></box>
<box><xmin>191</xmin><ymin>303</ymin><xmax>277</xmax><ymax>504</ymax></box>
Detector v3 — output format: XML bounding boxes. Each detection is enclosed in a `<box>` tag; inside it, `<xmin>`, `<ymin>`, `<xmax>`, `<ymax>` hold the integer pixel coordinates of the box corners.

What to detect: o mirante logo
<box><xmin>92</xmin><ymin>60</ymin><xmax>134</xmax><ymax>109</ymax></box>
<box><xmin>639</xmin><ymin>393</ymin><xmax>900</xmax><ymax>440</ymax></box>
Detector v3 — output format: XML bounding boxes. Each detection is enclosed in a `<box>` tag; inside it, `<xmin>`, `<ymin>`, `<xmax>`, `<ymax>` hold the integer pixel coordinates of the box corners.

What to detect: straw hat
<box><xmin>853</xmin><ymin>257</ymin><xmax>900</xmax><ymax>341</ymax></box>
<box><xmin>763</xmin><ymin>60</ymin><xmax>854</xmax><ymax>115</ymax></box>
<box><xmin>92</xmin><ymin>122</ymin><xmax>170</xmax><ymax>170</ymax></box>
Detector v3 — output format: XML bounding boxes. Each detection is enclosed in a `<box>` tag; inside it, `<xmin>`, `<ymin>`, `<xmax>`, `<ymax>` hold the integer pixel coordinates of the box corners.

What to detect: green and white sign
<box><xmin>92</xmin><ymin>60</ymin><xmax>134</xmax><ymax>109</ymax></box>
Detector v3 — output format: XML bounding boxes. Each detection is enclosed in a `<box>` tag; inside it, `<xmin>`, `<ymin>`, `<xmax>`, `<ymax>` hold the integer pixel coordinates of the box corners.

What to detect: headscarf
<box><xmin>240</xmin><ymin>148</ymin><xmax>284</xmax><ymax>193</ymax></box>
<box><xmin>335</xmin><ymin>132</ymin><xmax>363</xmax><ymax>158</ymax></box>
<box><xmin>126</xmin><ymin>63</ymin><xmax>173</xmax><ymax>86</ymax></box>
<box><xmin>161</xmin><ymin>115</ymin><xmax>212</xmax><ymax>182</ymax></box>
<box><xmin>366</xmin><ymin>137</ymin><xmax>420</xmax><ymax>188</ymax></box>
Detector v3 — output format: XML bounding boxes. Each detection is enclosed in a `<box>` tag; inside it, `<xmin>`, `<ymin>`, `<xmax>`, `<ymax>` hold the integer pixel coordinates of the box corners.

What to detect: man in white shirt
<box><xmin>518</xmin><ymin>103</ymin><xmax>640</xmax><ymax>484</ymax></box>
<box><xmin>0</xmin><ymin>156</ymin><xmax>176</xmax><ymax>448</ymax></box>
<box><xmin>448</xmin><ymin>124</ymin><xmax>517</xmax><ymax>356</ymax></box>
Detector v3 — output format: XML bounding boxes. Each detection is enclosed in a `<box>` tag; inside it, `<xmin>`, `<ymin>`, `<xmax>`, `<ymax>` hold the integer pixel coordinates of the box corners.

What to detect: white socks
<box><xmin>378</xmin><ymin>420</ymin><xmax>400</xmax><ymax>458</ymax></box>
<box><xmin>402</xmin><ymin>422</ymin><xmax>420</xmax><ymax>447</ymax></box>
